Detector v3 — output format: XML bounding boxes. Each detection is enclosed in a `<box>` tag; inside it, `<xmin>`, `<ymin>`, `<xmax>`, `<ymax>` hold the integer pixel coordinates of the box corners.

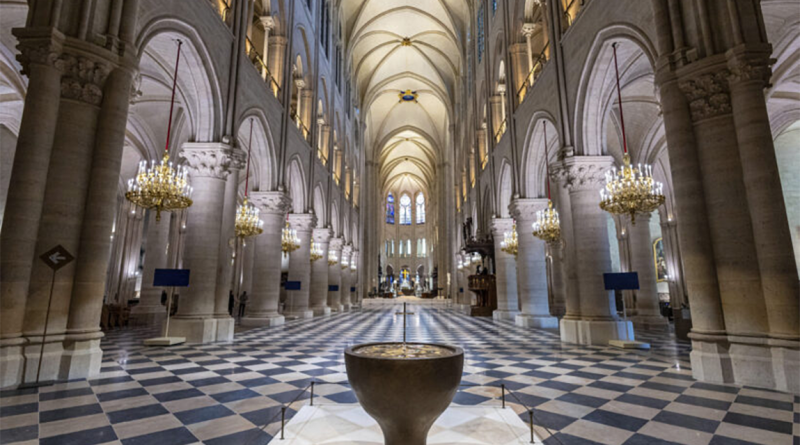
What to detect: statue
<box><xmin>462</xmin><ymin>217</ymin><xmax>473</xmax><ymax>243</ymax></box>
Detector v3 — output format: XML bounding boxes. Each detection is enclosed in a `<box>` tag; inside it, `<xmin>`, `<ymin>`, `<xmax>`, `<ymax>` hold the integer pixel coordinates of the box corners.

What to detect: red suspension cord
<box><xmin>164</xmin><ymin>40</ymin><xmax>183</xmax><ymax>155</ymax></box>
<box><xmin>611</xmin><ymin>42</ymin><xmax>628</xmax><ymax>155</ymax></box>
<box><xmin>543</xmin><ymin>121</ymin><xmax>551</xmax><ymax>200</ymax></box>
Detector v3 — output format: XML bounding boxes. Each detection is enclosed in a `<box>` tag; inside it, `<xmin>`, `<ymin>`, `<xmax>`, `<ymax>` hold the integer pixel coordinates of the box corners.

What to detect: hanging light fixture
<box><xmin>281</xmin><ymin>218</ymin><xmax>300</xmax><ymax>253</ymax></box>
<box><xmin>500</xmin><ymin>222</ymin><xmax>519</xmax><ymax>256</ymax></box>
<box><xmin>125</xmin><ymin>40</ymin><xmax>193</xmax><ymax>221</ymax></box>
<box><xmin>328</xmin><ymin>249</ymin><xmax>339</xmax><ymax>266</ymax></box>
<box><xmin>310</xmin><ymin>241</ymin><xmax>324</xmax><ymax>262</ymax></box>
<box><xmin>532</xmin><ymin>121</ymin><xmax>561</xmax><ymax>242</ymax></box>
<box><xmin>599</xmin><ymin>43</ymin><xmax>665</xmax><ymax>224</ymax></box>
<box><xmin>235</xmin><ymin>119</ymin><xmax>264</xmax><ymax>238</ymax></box>
<box><xmin>341</xmin><ymin>255</ymin><xmax>350</xmax><ymax>270</ymax></box>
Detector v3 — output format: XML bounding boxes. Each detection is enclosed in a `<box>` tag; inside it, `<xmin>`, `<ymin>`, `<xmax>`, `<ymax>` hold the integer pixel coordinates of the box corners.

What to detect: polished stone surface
<box><xmin>0</xmin><ymin>301</ymin><xmax>796</xmax><ymax>445</ymax></box>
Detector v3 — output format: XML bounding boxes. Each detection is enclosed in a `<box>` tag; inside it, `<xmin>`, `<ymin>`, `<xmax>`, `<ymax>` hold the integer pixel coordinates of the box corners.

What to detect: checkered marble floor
<box><xmin>1</xmin><ymin>302</ymin><xmax>797</xmax><ymax>445</ymax></box>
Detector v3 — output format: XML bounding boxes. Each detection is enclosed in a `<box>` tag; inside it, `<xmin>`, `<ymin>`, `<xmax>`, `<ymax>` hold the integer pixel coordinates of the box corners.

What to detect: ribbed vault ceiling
<box><xmin>343</xmin><ymin>0</ymin><xmax>467</xmax><ymax>195</ymax></box>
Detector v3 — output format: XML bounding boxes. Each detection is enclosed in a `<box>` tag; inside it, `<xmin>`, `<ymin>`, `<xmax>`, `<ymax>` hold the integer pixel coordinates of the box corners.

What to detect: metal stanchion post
<box><xmin>529</xmin><ymin>410</ymin><xmax>534</xmax><ymax>443</ymax></box>
<box><xmin>310</xmin><ymin>382</ymin><xmax>315</xmax><ymax>406</ymax></box>
<box><xmin>501</xmin><ymin>383</ymin><xmax>506</xmax><ymax>409</ymax></box>
<box><xmin>280</xmin><ymin>406</ymin><xmax>286</xmax><ymax>440</ymax></box>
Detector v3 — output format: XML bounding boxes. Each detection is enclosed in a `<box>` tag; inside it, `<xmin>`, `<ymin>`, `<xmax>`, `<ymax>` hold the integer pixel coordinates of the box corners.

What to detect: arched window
<box><xmin>399</xmin><ymin>240</ymin><xmax>404</xmax><ymax>257</ymax></box>
<box><xmin>386</xmin><ymin>193</ymin><xmax>395</xmax><ymax>224</ymax></box>
<box><xmin>416</xmin><ymin>193</ymin><xmax>426</xmax><ymax>224</ymax></box>
<box><xmin>399</xmin><ymin>194</ymin><xmax>412</xmax><ymax>225</ymax></box>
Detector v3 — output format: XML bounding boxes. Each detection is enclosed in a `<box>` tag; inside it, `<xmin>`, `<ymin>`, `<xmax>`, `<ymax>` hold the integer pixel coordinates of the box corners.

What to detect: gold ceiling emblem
<box><xmin>401</xmin><ymin>37</ymin><xmax>412</xmax><ymax>46</ymax></box>
<box><xmin>398</xmin><ymin>90</ymin><xmax>418</xmax><ymax>103</ymax></box>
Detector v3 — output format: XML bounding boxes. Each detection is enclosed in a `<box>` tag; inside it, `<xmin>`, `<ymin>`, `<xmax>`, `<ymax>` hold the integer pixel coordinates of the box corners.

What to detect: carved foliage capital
<box><xmin>509</xmin><ymin>198</ymin><xmax>549</xmax><ymax>222</ymax></box>
<box><xmin>490</xmin><ymin>217</ymin><xmax>515</xmax><ymax>236</ymax></box>
<box><xmin>16</xmin><ymin>40</ymin><xmax>62</xmax><ymax>73</ymax></box>
<box><xmin>342</xmin><ymin>244</ymin><xmax>353</xmax><ymax>256</ymax></box>
<box><xmin>313</xmin><ymin>228</ymin><xmax>333</xmax><ymax>243</ymax></box>
<box><xmin>180</xmin><ymin>144</ymin><xmax>233</xmax><ymax>179</ymax></box>
<box><xmin>727</xmin><ymin>60</ymin><xmax>771</xmax><ymax>87</ymax></box>
<box><xmin>557</xmin><ymin>156</ymin><xmax>613</xmax><ymax>192</ymax></box>
<box><xmin>287</xmin><ymin>213</ymin><xmax>317</xmax><ymax>232</ymax></box>
<box><xmin>329</xmin><ymin>237</ymin><xmax>344</xmax><ymax>251</ymax></box>
<box><xmin>250</xmin><ymin>191</ymin><xmax>292</xmax><ymax>214</ymax></box>
<box><xmin>678</xmin><ymin>70</ymin><xmax>731</xmax><ymax>122</ymax></box>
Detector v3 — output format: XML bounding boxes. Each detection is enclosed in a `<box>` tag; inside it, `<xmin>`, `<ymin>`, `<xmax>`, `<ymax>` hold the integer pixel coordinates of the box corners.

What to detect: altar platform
<box><xmin>266</xmin><ymin>403</ymin><xmax>541</xmax><ymax>444</ymax></box>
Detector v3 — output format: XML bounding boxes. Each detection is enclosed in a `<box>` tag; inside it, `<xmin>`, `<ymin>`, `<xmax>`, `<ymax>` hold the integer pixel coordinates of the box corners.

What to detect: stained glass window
<box><xmin>492</xmin><ymin>0</ymin><xmax>497</xmax><ymax>16</ymax></box>
<box><xmin>386</xmin><ymin>193</ymin><xmax>395</xmax><ymax>224</ymax></box>
<box><xmin>399</xmin><ymin>194</ymin><xmax>412</xmax><ymax>225</ymax></box>
<box><xmin>416</xmin><ymin>193</ymin><xmax>425</xmax><ymax>224</ymax></box>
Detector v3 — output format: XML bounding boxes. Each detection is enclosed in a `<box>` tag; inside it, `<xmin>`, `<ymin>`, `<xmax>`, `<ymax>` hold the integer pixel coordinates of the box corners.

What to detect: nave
<box><xmin>0</xmin><ymin>302</ymin><xmax>795</xmax><ymax>445</ymax></box>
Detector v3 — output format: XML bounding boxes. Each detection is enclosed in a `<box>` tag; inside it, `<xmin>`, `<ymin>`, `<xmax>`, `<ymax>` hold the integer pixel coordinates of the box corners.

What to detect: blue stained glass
<box><xmin>386</xmin><ymin>193</ymin><xmax>395</xmax><ymax>224</ymax></box>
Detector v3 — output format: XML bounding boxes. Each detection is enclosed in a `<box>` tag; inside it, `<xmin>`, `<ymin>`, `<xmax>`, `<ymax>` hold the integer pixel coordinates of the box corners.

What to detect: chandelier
<box><xmin>310</xmin><ymin>241</ymin><xmax>323</xmax><ymax>262</ymax></box>
<box><xmin>341</xmin><ymin>256</ymin><xmax>350</xmax><ymax>270</ymax></box>
<box><xmin>125</xmin><ymin>40</ymin><xmax>193</xmax><ymax>222</ymax></box>
<box><xmin>599</xmin><ymin>43</ymin><xmax>665</xmax><ymax>224</ymax></box>
<box><xmin>328</xmin><ymin>249</ymin><xmax>339</xmax><ymax>266</ymax></box>
<box><xmin>532</xmin><ymin>121</ymin><xmax>561</xmax><ymax>242</ymax></box>
<box><xmin>235</xmin><ymin>119</ymin><xmax>264</xmax><ymax>238</ymax></box>
<box><xmin>500</xmin><ymin>222</ymin><xmax>518</xmax><ymax>256</ymax></box>
<box><xmin>281</xmin><ymin>221</ymin><xmax>300</xmax><ymax>253</ymax></box>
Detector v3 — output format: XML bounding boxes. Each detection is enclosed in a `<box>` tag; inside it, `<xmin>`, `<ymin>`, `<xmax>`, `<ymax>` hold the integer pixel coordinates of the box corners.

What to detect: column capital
<box><xmin>727</xmin><ymin>52</ymin><xmax>772</xmax><ymax>88</ymax></box>
<box><xmin>288</xmin><ymin>213</ymin><xmax>317</xmax><ymax>231</ymax></box>
<box><xmin>180</xmin><ymin>142</ymin><xmax>234</xmax><ymax>179</ymax></box>
<box><xmin>249</xmin><ymin>191</ymin><xmax>292</xmax><ymax>214</ymax></box>
<box><xmin>329</xmin><ymin>237</ymin><xmax>344</xmax><ymax>250</ymax></box>
<box><xmin>57</xmin><ymin>51</ymin><xmax>114</xmax><ymax>105</ymax></box>
<box><xmin>677</xmin><ymin>67</ymin><xmax>731</xmax><ymax>122</ymax></box>
<box><xmin>229</xmin><ymin>147</ymin><xmax>247</xmax><ymax>171</ymax></box>
<box><xmin>552</xmin><ymin>156</ymin><xmax>614</xmax><ymax>192</ymax></box>
<box><xmin>294</xmin><ymin>78</ymin><xmax>306</xmax><ymax>89</ymax></box>
<box><xmin>490</xmin><ymin>217</ymin><xmax>515</xmax><ymax>236</ymax></box>
<box><xmin>13</xmin><ymin>28</ymin><xmax>65</xmax><ymax>74</ymax></box>
<box><xmin>521</xmin><ymin>23</ymin><xmax>539</xmax><ymax>37</ymax></box>
<box><xmin>260</xmin><ymin>15</ymin><xmax>276</xmax><ymax>30</ymax></box>
<box><xmin>342</xmin><ymin>244</ymin><xmax>353</xmax><ymax>256</ymax></box>
<box><xmin>313</xmin><ymin>227</ymin><xmax>333</xmax><ymax>243</ymax></box>
<box><xmin>509</xmin><ymin>198</ymin><xmax>549</xmax><ymax>222</ymax></box>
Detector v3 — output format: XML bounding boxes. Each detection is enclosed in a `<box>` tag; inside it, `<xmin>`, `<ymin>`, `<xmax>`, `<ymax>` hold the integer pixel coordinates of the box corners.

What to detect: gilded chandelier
<box><xmin>310</xmin><ymin>241</ymin><xmax>323</xmax><ymax>262</ymax></box>
<box><xmin>235</xmin><ymin>119</ymin><xmax>264</xmax><ymax>238</ymax></box>
<box><xmin>341</xmin><ymin>256</ymin><xmax>350</xmax><ymax>270</ymax></box>
<box><xmin>328</xmin><ymin>250</ymin><xmax>339</xmax><ymax>266</ymax></box>
<box><xmin>281</xmin><ymin>222</ymin><xmax>300</xmax><ymax>253</ymax></box>
<box><xmin>125</xmin><ymin>40</ymin><xmax>193</xmax><ymax>221</ymax></box>
<box><xmin>600</xmin><ymin>43</ymin><xmax>665</xmax><ymax>224</ymax></box>
<box><xmin>500</xmin><ymin>222</ymin><xmax>518</xmax><ymax>256</ymax></box>
<box><xmin>532</xmin><ymin>121</ymin><xmax>561</xmax><ymax>243</ymax></box>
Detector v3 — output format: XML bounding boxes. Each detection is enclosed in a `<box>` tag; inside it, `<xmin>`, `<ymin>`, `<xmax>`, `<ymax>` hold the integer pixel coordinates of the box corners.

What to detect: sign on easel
<box><xmin>603</xmin><ymin>272</ymin><xmax>650</xmax><ymax>350</ymax></box>
<box><xmin>144</xmin><ymin>269</ymin><xmax>190</xmax><ymax>346</ymax></box>
<box><xmin>20</xmin><ymin>245</ymin><xmax>75</xmax><ymax>388</ymax></box>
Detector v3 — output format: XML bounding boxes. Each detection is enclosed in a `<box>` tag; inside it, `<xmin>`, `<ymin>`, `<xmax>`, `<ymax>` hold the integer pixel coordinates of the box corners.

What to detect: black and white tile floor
<box><xmin>0</xmin><ymin>302</ymin><xmax>797</xmax><ymax>445</ymax></box>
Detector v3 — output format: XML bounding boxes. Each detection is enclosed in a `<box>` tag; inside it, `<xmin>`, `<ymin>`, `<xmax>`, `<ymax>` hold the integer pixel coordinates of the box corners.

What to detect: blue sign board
<box><xmin>351</xmin><ymin>287</ymin><xmax>356</xmax><ymax>292</ymax></box>
<box><xmin>285</xmin><ymin>281</ymin><xmax>302</xmax><ymax>290</ymax></box>
<box><xmin>328</xmin><ymin>285</ymin><xmax>339</xmax><ymax>292</ymax></box>
<box><xmin>153</xmin><ymin>269</ymin><xmax>190</xmax><ymax>287</ymax></box>
<box><xmin>603</xmin><ymin>272</ymin><xmax>639</xmax><ymax>290</ymax></box>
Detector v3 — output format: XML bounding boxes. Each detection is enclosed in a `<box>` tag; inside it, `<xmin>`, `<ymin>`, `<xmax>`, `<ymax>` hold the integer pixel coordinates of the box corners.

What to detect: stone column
<box><xmin>547</xmin><ymin>240</ymin><xmax>567</xmax><ymax>316</ymax></box>
<box><xmin>491</xmin><ymin>218</ymin><xmax>520</xmax><ymax>321</ymax></box>
<box><xmin>259</xmin><ymin>16</ymin><xmax>274</xmax><ymax>81</ymax></box>
<box><xmin>328</xmin><ymin>237</ymin><xmax>343</xmax><ymax>311</ymax></box>
<box><xmin>169</xmin><ymin>143</ymin><xmax>232</xmax><ymax>343</ymax></box>
<box><xmin>301</xmin><ymin>89</ymin><xmax>314</xmax><ymax>139</ymax></box>
<box><xmin>511</xmin><ymin>198</ymin><xmax>558</xmax><ymax>328</ymax></box>
<box><xmin>627</xmin><ymin>213</ymin><xmax>668</xmax><ymax>328</ymax></box>
<box><xmin>310</xmin><ymin>228</ymin><xmax>332</xmax><ymax>316</ymax></box>
<box><xmin>240</xmin><ymin>235</ymin><xmax>256</xmax><ymax>296</ymax></box>
<box><xmin>489</xmin><ymin>95</ymin><xmax>503</xmax><ymax>140</ymax></box>
<box><xmin>521</xmin><ymin>23</ymin><xmax>536</xmax><ymax>80</ymax></box>
<box><xmin>285</xmin><ymin>213</ymin><xmax>315</xmax><ymax>318</ymax></box>
<box><xmin>341</xmin><ymin>245</ymin><xmax>353</xmax><ymax>310</ymax></box>
<box><xmin>212</xmin><ymin>149</ymin><xmax>244</xmax><ymax>342</ymax></box>
<box><xmin>22</xmin><ymin>52</ymin><xmax>114</xmax><ymax>383</ymax></box>
<box><xmin>131</xmin><ymin>211</ymin><xmax>170</xmax><ymax>326</ymax></box>
<box><xmin>727</xmin><ymin>54</ymin><xmax>799</xmax><ymax>342</ymax></box>
<box><xmin>549</xmin><ymin>166</ymin><xmax>580</xmax><ymax>319</ymax></box>
<box><xmin>268</xmin><ymin>35</ymin><xmax>286</xmax><ymax>90</ymax></box>
<box><xmin>242</xmin><ymin>191</ymin><xmax>291</xmax><ymax>326</ymax></box>
<box><xmin>294</xmin><ymin>79</ymin><xmax>305</xmax><ymax>128</ymax></box>
<box><xmin>0</xmin><ymin>36</ymin><xmax>64</xmax><ymax>387</ymax></box>
<box><xmin>558</xmin><ymin>156</ymin><xmax>633</xmax><ymax>345</ymax></box>
<box><xmin>350</xmin><ymin>250</ymin><xmax>359</xmax><ymax>307</ymax></box>
<box><xmin>319</xmin><ymin>124</ymin><xmax>331</xmax><ymax>163</ymax></box>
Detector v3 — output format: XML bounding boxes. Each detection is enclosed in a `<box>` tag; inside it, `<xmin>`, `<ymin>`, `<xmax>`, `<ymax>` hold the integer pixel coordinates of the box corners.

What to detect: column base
<box><xmin>0</xmin><ymin>339</ymin><xmax>25</xmax><ymax>389</ymax></box>
<box><xmin>632</xmin><ymin>314</ymin><xmax>669</xmax><ymax>331</ymax></box>
<box><xmin>453</xmin><ymin>304</ymin><xmax>471</xmax><ymax>315</ymax></box>
<box><xmin>166</xmin><ymin>318</ymin><xmax>218</xmax><ymax>344</ymax></box>
<box><xmin>22</xmin><ymin>336</ymin><xmax>64</xmax><ymax>384</ymax></box>
<box><xmin>771</xmin><ymin>342</ymin><xmax>800</xmax><ymax>394</ymax></box>
<box><xmin>312</xmin><ymin>306</ymin><xmax>331</xmax><ymax>316</ymax></box>
<box><xmin>515</xmin><ymin>314</ymin><xmax>559</xmax><ymax>329</ymax></box>
<box><xmin>215</xmin><ymin>316</ymin><xmax>234</xmax><ymax>342</ymax></box>
<box><xmin>60</xmin><ymin>333</ymin><xmax>103</xmax><ymax>381</ymax></box>
<box><xmin>241</xmin><ymin>313</ymin><xmax>285</xmax><ymax>327</ymax></box>
<box><xmin>330</xmin><ymin>304</ymin><xmax>344</xmax><ymax>313</ymax></box>
<box><xmin>689</xmin><ymin>334</ymin><xmax>735</xmax><ymax>384</ymax></box>
<box><xmin>342</xmin><ymin>304</ymin><xmax>351</xmax><ymax>312</ymax></box>
<box><xmin>284</xmin><ymin>310</ymin><xmax>314</xmax><ymax>320</ymax></box>
<box><xmin>493</xmin><ymin>309</ymin><xmax>519</xmax><ymax>321</ymax></box>
<box><xmin>560</xmin><ymin>319</ymin><xmax>634</xmax><ymax>345</ymax></box>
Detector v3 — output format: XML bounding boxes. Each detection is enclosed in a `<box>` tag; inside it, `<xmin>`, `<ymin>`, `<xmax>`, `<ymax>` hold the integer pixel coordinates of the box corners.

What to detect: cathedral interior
<box><xmin>0</xmin><ymin>0</ymin><xmax>798</xmax><ymax>444</ymax></box>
